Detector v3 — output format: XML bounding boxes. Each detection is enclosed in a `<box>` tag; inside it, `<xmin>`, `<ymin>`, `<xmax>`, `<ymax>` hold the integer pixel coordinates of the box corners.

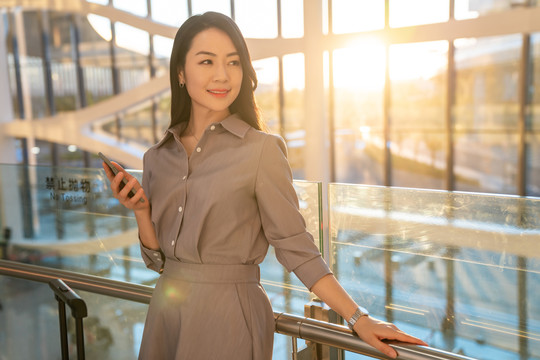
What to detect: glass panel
<box><xmin>454</xmin><ymin>0</ymin><xmax>524</xmax><ymax>20</ymax></box>
<box><xmin>527</xmin><ymin>133</ymin><xmax>540</xmax><ymax>197</ymax></box>
<box><xmin>0</xmin><ymin>163</ymin><xmax>323</xmax><ymax>297</ymax></box>
<box><xmin>389</xmin><ymin>41</ymin><xmax>448</xmax><ymax>190</ymax></box>
<box><xmin>114</xmin><ymin>22</ymin><xmax>150</xmax><ymax>92</ymax></box>
<box><xmin>454</xmin><ymin>35</ymin><xmax>522</xmax><ymax>131</ymax></box>
<box><xmin>281</xmin><ymin>0</ymin><xmax>303</xmax><ymax>38</ymax></box>
<box><xmin>333</xmin><ymin>44</ymin><xmax>385</xmax><ymax>185</ymax></box>
<box><xmin>121</xmin><ymin>100</ymin><xmax>155</xmax><ymax>147</ymax></box>
<box><xmin>48</xmin><ymin>13</ymin><xmax>78</xmax><ymax>112</ymax></box>
<box><xmin>532</xmin><ymin>33</ymin><xmax>540</xmax><ymax>130</ymax></box>
<box><xmin>81</xmin><ymin>15</ymin><xmax>114</xmax><ymax>105</ymax></box>
<box><xmin>329</xmin><ymin>184</ymin><xmax>540</xmax><ymax>360</ymax></box>
<box><xmin>454</xmin><ymin>132</ymin><xmax>518</xmax><ymax>194</ymax></box>
<box><xmin>389</xmin><ymin>0</ymin><xmax>449</xmax><ymax>28</ymax></box>
<box><xmin>0</xmin><ymin>276</ymin><xmax>147</xmax><ymax>359</ymax></box>
<box><xmin>283</xmin><ymin>53</ymin><xmax>305</xmax><ymax>179</ymax></box>
<box><xmin>113</xmin><ymin>0</ymin><xmax>148</xmax><ymax>17</ymax></box>
<box><xmin>191</xmin><ymin>0</ymin><xmax>231</xmax><ymax>17</ymax></box>
<box><xmin>253</xmin><ymin>57</ymin><xmax>280</xmax><ymax>134</ymax></box>
<box><xmin>332</xmin><ymin>0</ymin><xmax>384</xmax><ymax>34</ymax></box>
<box><xmin>234</xmin><ymin>0</ymin><xmax>278</xmax><ymax>38</ymax></box>
<box><xmin>150</xmin><ymin>0</ymin><xmax>189</xmax><ymax>27</ymax></box>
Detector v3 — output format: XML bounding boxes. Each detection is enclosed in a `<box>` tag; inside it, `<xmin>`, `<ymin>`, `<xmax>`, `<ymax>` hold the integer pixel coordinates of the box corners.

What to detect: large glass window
<box><xmin>48</xmin><ymin>13</ymin><xmax>78</xmax><ymax>112</ymax></box>
<box><xmin>192</xmin><ymin>0</ymin><xmax>231</xmax><ymax>17</ymax></box>
<box><xmin>150</xmin><ymin>0</ymin><xmax>189</xmax><ymax>27</ymax></box>
<box><xmin>21</xmin><ymin>11</ymin><xmax>47</xmax><ymax>118</ymax></box>
<box><xmin>280</xmin><ymin>0</ymin><xmax>303</xmax><ymax>38</ymax></box>
<box><xmin>253</xmin><ymin>57</ymin><xmax>280</xmax><ymax>134</ymax></box>
<box><xmin>112</xmin><ymin>0</ymin><xmax>148</xmax><ymax>17</ymax></box>
<box><xmin>389</xmin><ymin>0</ymin><xmax>449</xmax><ymax>28</ymax></box>
<box><xmin>454</xmin><ymin>35</ymin><xmax>522</xmax><ymax>194</ymax></box>
<box><xmin>529</xmin><ymin>33</ymin><xmax>540</xmax><ymax>196</ymax></box>
<box><xmin>454</xmin><ymin>0</ymin><xmax>524</xmax><ymax>20</ymax></box>
<box><xmin>389</xmin><ymin>41</ymin><xmax>448</xmax><ymax>190</ymax></box>
<box><xmin>282</xmin><ymin>53</ymin><xmax>305</xmax><ymax>179</ymax></box>
<box><xmin>122</xmin><ymin>100</ymin><xmax>155</xmax><ymax>147</ymax></box>
<box><xmin>331</xmin><ymin>0</ymin><xmax>384</xmax><ymax>34</ymax></box>
<box><xmin>234</xmin><ymin>0</ymin><xmax>278</xmax><ymax>38</ymax></box>
<box><xmin>114</xmin><ymin>22</ymin><xmax>150</xmax><ymax>92</ymax></box>
<box><xmin>332</xmin><ymin>43</ymin><xmax>385</xmax><ymax>185</ymax></box>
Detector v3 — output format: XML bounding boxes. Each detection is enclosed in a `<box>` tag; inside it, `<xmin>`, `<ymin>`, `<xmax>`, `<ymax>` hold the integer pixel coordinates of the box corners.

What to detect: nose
<box><xmin>213</xmin><ymin>62</ymin><xmax>229</xmax><ymax>82</ymax></box>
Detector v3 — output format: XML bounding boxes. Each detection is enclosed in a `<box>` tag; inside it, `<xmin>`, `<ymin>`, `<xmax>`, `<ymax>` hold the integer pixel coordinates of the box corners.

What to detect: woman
<box><xmin>104</xmin><ymin>12</ymin><xmax>427</xmax><ymax>360</ymax></box>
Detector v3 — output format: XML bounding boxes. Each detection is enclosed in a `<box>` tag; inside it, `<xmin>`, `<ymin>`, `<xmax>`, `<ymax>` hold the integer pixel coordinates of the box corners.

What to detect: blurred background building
<box><xmin>1</xmin><ymin>0</ymin><xmax>539</xmax><ymax>196</ymax></box>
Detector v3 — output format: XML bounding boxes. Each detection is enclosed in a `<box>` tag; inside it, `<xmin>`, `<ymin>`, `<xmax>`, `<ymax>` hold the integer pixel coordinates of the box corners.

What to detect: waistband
<box><xmin>162</xmin><ymin>261</ymin><xmax>260</xmax><ymax>284</ymax></box>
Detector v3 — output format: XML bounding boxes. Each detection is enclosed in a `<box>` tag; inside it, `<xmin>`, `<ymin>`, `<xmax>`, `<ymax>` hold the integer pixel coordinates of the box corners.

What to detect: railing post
<box><xmin>49</xmin><ymin>279</ymin><xmax>88</xmax><ymax>360</ymax></box>
<box><xmin>303</xmin><ymin>299</ymin><xmax>344</xmax><ymax>360</ymax></box>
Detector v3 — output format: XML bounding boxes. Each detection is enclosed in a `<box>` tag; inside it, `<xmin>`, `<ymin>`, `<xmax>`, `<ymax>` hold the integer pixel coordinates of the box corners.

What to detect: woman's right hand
<box><xmin>102</xmin><ymin>161</ymin><xmax>148</xmax><ymax>211</ymax></box>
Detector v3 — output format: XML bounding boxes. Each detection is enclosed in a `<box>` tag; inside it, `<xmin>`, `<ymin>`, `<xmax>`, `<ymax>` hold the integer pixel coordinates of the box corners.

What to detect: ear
<box><xmin>178</xmin><ymin>71</ymin><xmax>185</xmax><ymax>85</ymax></box>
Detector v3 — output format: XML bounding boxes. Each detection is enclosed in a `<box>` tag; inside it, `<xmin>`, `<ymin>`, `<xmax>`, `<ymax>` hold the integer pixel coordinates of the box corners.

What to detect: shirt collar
<box><xmin>154</xmin><ymin>113</ymin><xmax>251</xmax><ymax>148</ymax></box>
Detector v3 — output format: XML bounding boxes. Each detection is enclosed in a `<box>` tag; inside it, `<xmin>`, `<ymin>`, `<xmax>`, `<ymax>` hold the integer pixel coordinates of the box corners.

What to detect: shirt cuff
<box><xmin>293</xmin><ymin>256</ymin><xmax>332</xmax><ymax>290</ymax></box>
<box><xmin>139</xmin><ymin>238</ymin><xmax>164</xmax><ymax>273</ymax></box>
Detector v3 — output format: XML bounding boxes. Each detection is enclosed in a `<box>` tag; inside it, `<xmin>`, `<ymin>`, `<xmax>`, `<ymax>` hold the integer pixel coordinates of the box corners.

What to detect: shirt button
<box><xmin>182</xmin><ymin>175</ymin><xmax>187</xmax><ymax>180</ymax></box>
<box><xmin>196</xmin><ymin>147</ymin><xmax>201</xmax><ymax>153</ymax></box>
<box><xmin>178</xmin><ymin>206</ymin><xmax>183</xmax><ymax>212</ymax></box>
<box><xmin>153</xmin><ymin>252</ymin><xmax>159</xmax><ymax>257</ymax></box>
<box><xmin>171</xmin><ymin>240</ymin><xmax>175</xmax><ymax>246</ymax></box>
<box><xmin>210</xmin><ymin>125</ymin><xmax>216</xmax><ymax>131</ymax></box>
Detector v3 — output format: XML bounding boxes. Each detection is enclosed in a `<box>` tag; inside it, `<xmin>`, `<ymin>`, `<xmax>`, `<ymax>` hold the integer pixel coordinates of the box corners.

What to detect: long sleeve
<box><xmin>138</xmin><ymin>151</ymin><xmax>165</xmax><ymax>273</ymax></box>
<box><xmin>255</xmin><ymin>134</ymin><xmax>331</xmax><ymax>289</ymax></box>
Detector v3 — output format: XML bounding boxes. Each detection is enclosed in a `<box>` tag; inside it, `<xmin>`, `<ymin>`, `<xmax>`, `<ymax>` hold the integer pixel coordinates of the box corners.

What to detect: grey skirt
<box><xmin>138</xmin><ymin>261</ymin><xmax>275</xmax><ymax>360</ymax></box>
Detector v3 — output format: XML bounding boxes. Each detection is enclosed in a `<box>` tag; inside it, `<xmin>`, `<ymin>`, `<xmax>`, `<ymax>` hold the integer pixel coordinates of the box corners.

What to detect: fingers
<box><xmin>355</xmin><ymin>317</ymin><xmax>428</xmax><ymax>359</ymax></box>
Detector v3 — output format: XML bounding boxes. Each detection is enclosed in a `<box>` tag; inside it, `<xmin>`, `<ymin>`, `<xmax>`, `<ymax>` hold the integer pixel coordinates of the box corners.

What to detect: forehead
<box><xmin>188</xmin><ymin>27</ymin><xmax>238</xmax><ymax>55</ymax></box>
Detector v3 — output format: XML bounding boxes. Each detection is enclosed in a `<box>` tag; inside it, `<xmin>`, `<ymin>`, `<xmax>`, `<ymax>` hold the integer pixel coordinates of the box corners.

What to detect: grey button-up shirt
<box><xmin>139</xmin><ymin>113</ymin><xmax>331</xmax><ymax>289</ymax></box>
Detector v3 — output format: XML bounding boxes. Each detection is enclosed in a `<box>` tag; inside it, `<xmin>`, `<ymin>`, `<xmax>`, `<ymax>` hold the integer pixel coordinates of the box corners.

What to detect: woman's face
<box><xmin>179</xmin><ymin>27</ymin><xmax>243</xmax><ymax>120</ymax></box>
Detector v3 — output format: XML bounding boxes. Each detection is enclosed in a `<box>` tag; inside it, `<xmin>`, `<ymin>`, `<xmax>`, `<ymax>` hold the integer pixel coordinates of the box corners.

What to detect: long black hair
<box><xmin>168</xmin><ymin>12</ymin><xmax>263</xmax><ymax>130</ymax></box>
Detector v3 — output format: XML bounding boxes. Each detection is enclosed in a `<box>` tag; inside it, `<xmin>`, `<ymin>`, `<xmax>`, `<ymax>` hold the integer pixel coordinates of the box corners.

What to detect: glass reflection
<box><xmin>329</xmin><ymin>184</ymin><xmax>540</xmax><ymax>360</ymax></box>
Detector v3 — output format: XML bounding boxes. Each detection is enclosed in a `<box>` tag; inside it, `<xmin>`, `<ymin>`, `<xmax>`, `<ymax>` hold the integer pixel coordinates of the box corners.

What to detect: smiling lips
<box><xmin>207</xmin><ymin>89</ymin><xmax>230</xmax><ymax>98</ymax></box>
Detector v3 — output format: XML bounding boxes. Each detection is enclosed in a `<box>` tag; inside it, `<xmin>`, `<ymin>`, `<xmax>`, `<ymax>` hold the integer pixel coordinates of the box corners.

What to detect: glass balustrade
<box><xmin>329</xmin><ymin>183</ymin><xmax>540</xmax><ymax>360</ymax></box>
<box><xmin>0</xmin><ymin>163</ymin><xmax>322</xmax><ymax>358</ymax></box>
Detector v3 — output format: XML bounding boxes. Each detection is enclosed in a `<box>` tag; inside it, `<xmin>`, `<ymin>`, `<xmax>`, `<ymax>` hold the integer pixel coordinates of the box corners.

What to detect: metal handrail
<box><xmin>0</xmin><ymin>260</ymin><xmax>476</xmax><ymax>360</ymax></box>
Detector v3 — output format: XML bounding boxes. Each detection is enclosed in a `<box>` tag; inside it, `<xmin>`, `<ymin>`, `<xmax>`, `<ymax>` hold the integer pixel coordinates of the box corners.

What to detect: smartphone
<box><xmin>98</xmin><ymin>152</ymin><xmax>144</xmax><ymax>202</ymax></box>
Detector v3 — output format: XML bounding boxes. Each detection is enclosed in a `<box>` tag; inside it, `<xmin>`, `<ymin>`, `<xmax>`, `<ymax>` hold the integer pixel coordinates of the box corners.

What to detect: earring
<box><xmin>179</xmin><ymin>81</ymin><xmax>185</xmax><ymax>88</ymax></box>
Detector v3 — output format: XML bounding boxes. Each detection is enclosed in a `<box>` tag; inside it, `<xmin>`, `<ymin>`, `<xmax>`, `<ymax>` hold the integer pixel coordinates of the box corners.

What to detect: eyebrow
<box><xmin>195</xmin><ymin>51</ymin><xmax>239</xmax><ymax>57</ymax></box>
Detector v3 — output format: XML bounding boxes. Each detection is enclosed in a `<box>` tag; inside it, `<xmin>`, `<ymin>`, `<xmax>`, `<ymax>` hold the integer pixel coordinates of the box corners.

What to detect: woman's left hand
<box><xmin>353</xmin><ymin>316</ymin><xmax>428</xmax><ymax>358</ymax></box>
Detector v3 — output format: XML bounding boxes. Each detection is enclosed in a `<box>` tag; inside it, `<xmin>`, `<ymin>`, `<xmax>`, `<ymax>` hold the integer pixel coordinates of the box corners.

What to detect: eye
<box><xmin>199</xmin><ymin>59</ymin><xmax>212</xmax><ymax>65</ymax></box>
<box><xmin>229</xmin><ymin>60</ymin><xmax>241</xmax><ymax>66</ymax></box>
